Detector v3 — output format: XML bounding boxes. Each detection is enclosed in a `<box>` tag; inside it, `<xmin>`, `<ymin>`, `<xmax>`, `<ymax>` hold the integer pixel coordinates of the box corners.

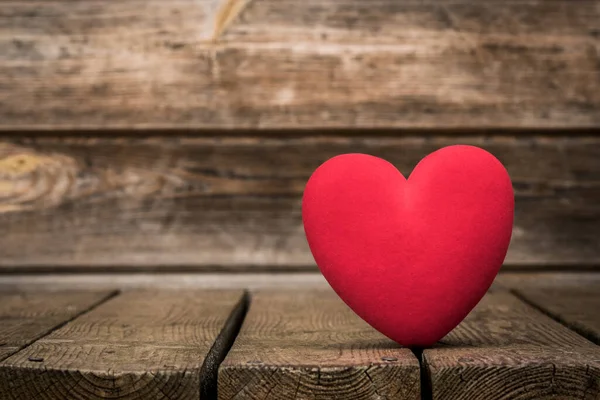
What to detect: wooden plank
<box><xmin>0</xmin><ymin>290</ymin><xmax>245</xmax><ymax>400</ymax></box>
<box><xmin>0</xmin><ymin>135</ymin><xmax>598</xmax><ymax>269</ymax></box>
<box><xmin>0</xmin><ymin>272</ymin><xmax>598</xmax><ymax>293</ymax></box>
<box><xmin>0</xmin><ymin>0</ymin><xmax>599</xmax><ymax>129</ymax></box>
<box><xmin>219</xmin><ymin>290</ymin><xmax>421</xmax><ymax>400</ymax></box>
<box><xmin>513</xmin><ymin>285</ymin><xmax>600</xmax><ymax>345</ymax></box>
<box><xmin>496</xmin><ymin>272</ymin><xmax>600</xmax><ymax>291</ymax></box>
<box><xmin>0</xmin><ymin>273</ymin><xmax>331</xmax><ymax>292</ymax></box>
<box><xmin>424</xmin><ymin>291</ymin><xmax>600</xmax><ymax>400</ymax></box>
<box><xmin>0</xmin><ymin>290</ymin><xmax>115</xmax><ymax>362</ymax></box>
<box><xmin>0</xmin><ymin>349</ymin><xmax>15</xmax><ymax>363</ymax></box>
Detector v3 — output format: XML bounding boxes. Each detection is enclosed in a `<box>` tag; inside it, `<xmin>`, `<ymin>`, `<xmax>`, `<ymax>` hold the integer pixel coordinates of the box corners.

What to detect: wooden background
<box><xmin>0</xmin><ymin>0</ymin><xmax>599</xmax><ymax>277</ymax></box>
<box><xmin>1</xmin><ymin>135</ymin><xmax>599</xmax><ymax>272</ymax></box>
<box><xmin>0</xmin><ymin>1</ymin><xmax>599</xmax><ymax>399</ymax></box>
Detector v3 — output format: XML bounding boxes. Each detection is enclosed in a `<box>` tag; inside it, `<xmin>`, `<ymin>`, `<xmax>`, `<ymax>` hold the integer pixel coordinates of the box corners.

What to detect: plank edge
<box><xmin>511</xmin><ymin>288</ymin><xmax>599</xmax><ymax>345</ymax></box>
<box><xmin>0</xmin><ymin>290</ymin><xmax>119</xmax><ymax>363</ymax></box>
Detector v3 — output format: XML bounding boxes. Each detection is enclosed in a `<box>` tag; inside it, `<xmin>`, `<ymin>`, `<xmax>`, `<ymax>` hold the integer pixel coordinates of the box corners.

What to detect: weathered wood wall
<box><xmin>1</xmin><ymin>0</ymin><xmax>599</xmax><ymax>129</ymax></box>
<box><xmin>0</xmin><ymin>0</ymin><xmax>599</xmax><ymax>273</ymax></box>
<box><xmin>0</xmin><ymin>135</ymin><xmax>598</xmax><ymax>270</ymax></box>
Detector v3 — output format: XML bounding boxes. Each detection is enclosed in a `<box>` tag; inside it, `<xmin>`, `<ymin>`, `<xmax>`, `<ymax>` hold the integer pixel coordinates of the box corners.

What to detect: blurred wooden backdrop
<box><xmin>0</xmin><ymin>0</ymin><xmax>598</xmax><ymax>279</ymax></box>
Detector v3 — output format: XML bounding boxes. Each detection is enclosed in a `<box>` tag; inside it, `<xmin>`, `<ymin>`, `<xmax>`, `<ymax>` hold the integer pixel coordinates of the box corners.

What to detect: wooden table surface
<box><xmin>0</xmin><ymin>275</ymin><xmax>598</xmax><ymax>400</ymax></box>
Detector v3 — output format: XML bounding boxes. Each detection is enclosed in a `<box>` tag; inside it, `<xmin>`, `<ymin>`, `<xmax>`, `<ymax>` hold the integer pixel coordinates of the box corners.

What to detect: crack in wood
<box><xmin>212</xmin><ymin>0</ymin><xmax>252</xmax><ymax>42</ymax></box>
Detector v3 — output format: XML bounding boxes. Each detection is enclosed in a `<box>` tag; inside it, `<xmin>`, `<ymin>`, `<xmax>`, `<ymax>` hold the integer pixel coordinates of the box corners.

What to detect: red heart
<box><xmin>302</xmin><ymin>145</ymin><xmax>514</xmax><ymax>347</ymax></box>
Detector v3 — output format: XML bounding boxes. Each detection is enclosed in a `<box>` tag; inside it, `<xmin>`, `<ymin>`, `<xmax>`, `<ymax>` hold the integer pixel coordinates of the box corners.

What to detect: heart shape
<box><xmin>302</xmin><ymin>145</ymin><xmax>514</xmax><ymax>347</ymax></box>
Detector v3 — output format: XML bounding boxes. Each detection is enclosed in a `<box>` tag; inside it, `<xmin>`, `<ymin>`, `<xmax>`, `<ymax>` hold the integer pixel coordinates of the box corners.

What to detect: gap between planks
<box><xmin>200</xmin><ymin>290</ymin><xmax>250</xmax><ymax>399</ymax></box>
<box><xmin>411</xmin><ymin>348</ymin><xmax>433</xmax><ymax>400</ymax></box>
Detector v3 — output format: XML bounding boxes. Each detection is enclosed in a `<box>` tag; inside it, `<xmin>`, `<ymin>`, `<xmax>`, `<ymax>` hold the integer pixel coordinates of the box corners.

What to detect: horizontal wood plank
<box><xmin>424</xmin><ymin>291</ymin><xmax>600</xmax><ymax>400</ymax></box>
<box><xmin>1</xmin><ymin>0</ymin><xmax>599</xmax><ymax>129</ymax></box>
<box><xmin>0</xmin><ymin>290</ymin><xmax>245</xmax><ymax>400</ymax></box>
<box><xmin>0</xmin><ymin>273</ymin><xmax>330</xmax><ymax>292</ymax></box>
<box><xmin>219</xmin><ymin>290</ymin><xmax>421</xmax><ymax>399</ymax></box>
<box><xmin>2</xmin><ymin>272</ymin><xmax>600</xmax><ymax>293</ymax></box>
<box><xmin>513</xmin><ymin>285</ymin><xmax>600</xmax><ymax>345</ymax></box>
<box><xmin>0</xmin><ymin>290</ymin><xmax>115</xmax><ymax>362</ymax></box>
<box><xmin>495</xmin><ymin>272</ymin><xmax>600</xmax><ymax>290</ymax></box>
<box><xmin>0</xmin><ymin>135</ymin><xmax>598</xmax><ymax>269</ymax></box>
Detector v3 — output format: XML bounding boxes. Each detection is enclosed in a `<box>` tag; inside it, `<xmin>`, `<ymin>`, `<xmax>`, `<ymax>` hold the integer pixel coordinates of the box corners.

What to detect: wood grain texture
<box><xmin>1</xmin><ymin>135</ymin><xmax>599</xmax><ymax>269</ymax></box>
<box><xmin>513</xmin><ymin>285</ymin><xmax>600</xmax><ymax>345</ymax></box>
<box><xmin>0</xmin><ymin>290</ymin><xmax>244</xmax><ymax>400</ymax></box>
<box><xmin>424</xmin><ymin>291</ymin><xmax>600</xmax><ymax>400</ymax></box>
<box><xmin>0</xmin><ymin>290</ymin><xmax>115</xmax><ymax>362</ymax></box>
<box><xmin>1</xmin><ymin>0</ymin><xmax>599</xmax><ymax>129</ymax></box>
<box><xmin>219</xmin><ymin>290</ymin><xmax>421</xmax><ymax>400</ymax></box>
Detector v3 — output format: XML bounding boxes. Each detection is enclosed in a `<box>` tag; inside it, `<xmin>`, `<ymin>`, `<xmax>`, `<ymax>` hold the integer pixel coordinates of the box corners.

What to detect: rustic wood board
<box><xmin>1</xmin><ymin>135</ymin><xmax>598</xmax><ymax>269</ymax></box>
<box><xmin>513</xmin><ymin>285</ymin><xmax>600</xmax><ymax>345</ymax></box>
<box><xmin>1</xmin><ymin>0</ymin><xmax>599</xmax><ymax>129</ymax></box>
<box><xmin>0</xmin><ymin>290</ymin><xmax>245</xmax><ymax>400</ymax></box>
<box><xmin>424</xmin><ymin>291</ymin><xmax>600</xmax><ymax>400</ymax></box>
<box><xmin>2</xmin><ymin>272</ymin><xmax>600</xmax><ymax>292</ymax></box>
<box><xmin>0</xmin><ymin>273</ymin><xmax>331</xmax><ymax>292</ymax></box>
<box><xmin>495</xmin><ymin>272</ymin><xmax>600</xmax><ymax>290</ymax></box>
<box><xmin>0</xmin><ymin>290</ymin><xmax>115</xmax><ymax>362</ymax></box>
<box><xmin>219</xmin><ymin>290</ymin><xmax>421</xmax><ymax>400</ymax></box>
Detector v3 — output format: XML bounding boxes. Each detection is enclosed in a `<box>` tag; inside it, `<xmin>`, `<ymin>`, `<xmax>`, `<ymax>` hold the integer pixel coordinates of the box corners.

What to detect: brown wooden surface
<box><xmin>219</xmin><ymin>290</ymin><xmax>421</xmax><ymax>400</ymax></box>
<box><xmin>1</xmin><ymin>0</ymin><xmax>599</xmax><ymax>129</ymax></box>
<box><xmin>0</xmin><ymin>272</ymin><xmax>330</xmax><ymax>292</ymax></box>
<box><xmin>513</xmin><ymin>285</ymin><xmax>600</xmax><ymax>345</ymax></box>
<box><xmin>0</xmin><ymin>287</ymin><xmax>597</xmax><ymax>398</ymax></box>
<box><xmin>424</xmin><ymin>291</ymin><xmax>600</xmax><ymax>400</ymax></box>
<box><xmin>0</xmin><ymin>290</ymin><xmax>245</xmax><ymax>400</ymax></box>
<box><xmin>1</xmin><ymin>135</ymin><xmax>598</xmax><ymax>270</ymax></box>
<box><xmin>495</xmin><ymin>272</ymin><xmax>600</xmax><ymax>290</ymax></box>
<box><xmin>3</xmin><ymin>272</ymin><xmax>600</xmax><ymax>293</ymax></box>
<box><xmin>0</xmin><ymin>290</ymin><xmax>115</xmax><ymax>362</ymax></box>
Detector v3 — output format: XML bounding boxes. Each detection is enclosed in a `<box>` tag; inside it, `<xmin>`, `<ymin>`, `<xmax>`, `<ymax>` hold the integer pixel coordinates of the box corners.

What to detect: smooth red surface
<box><xmin>302</xmin><ymin>146</ymin><xmax>514</xmax><ymax>347</ymax></box>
